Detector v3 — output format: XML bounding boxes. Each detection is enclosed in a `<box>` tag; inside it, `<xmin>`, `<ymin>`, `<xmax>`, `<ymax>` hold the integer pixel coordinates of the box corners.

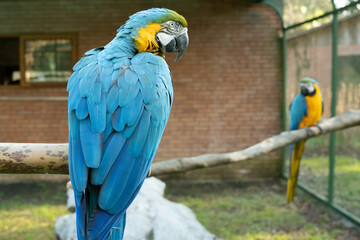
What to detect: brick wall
<box><xmin>0</xmin><ymin>0</ymin><xmax>283</xmax><ymax>179</ymax></box>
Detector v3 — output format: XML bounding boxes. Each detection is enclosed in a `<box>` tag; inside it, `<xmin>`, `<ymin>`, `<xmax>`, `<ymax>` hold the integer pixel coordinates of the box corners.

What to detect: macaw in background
<box><xmin>67</xmin><ymin>8</ymin><xmax>188</xmax><ymax>239</ymax></box>
<box><xmin>287</xmin><ymin>77</ymin><xmax>323</xmax><ymax>202</ymax></box>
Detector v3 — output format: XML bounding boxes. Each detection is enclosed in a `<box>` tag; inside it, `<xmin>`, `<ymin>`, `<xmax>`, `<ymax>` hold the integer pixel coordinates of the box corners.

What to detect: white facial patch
<box><xmin>156</xmin><ymin>32</ymin><xmax>174</xmax><ymax>46</ymax></box>
<box><xmin>305</xmin><ymin>82</ymin><xmax>315</xmax><ymax>92</ymax></box>
<box><xmin>300</xmin><ymin>82</ymin><xmax>315</xmax><ymax>94</ymax></box>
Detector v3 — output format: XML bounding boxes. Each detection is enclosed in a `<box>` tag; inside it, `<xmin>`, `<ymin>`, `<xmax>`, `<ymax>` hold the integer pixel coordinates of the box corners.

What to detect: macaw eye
<box><xmin>169</xmin><ymin>21</ymin><xmax>176</xmax><ymax>29</ymax></box>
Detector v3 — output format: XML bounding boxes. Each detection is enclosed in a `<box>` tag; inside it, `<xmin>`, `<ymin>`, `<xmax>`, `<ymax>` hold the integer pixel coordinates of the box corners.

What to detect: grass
<box><xmin>0</xmin><ymin>180</ymin><xmax>68</xmax><ymax>240</ymax></box>
<box><xmin>300</xmin><ymin>155</ymin><xmax>360</xmax><ymax>217</ymax></box>
<box><xmin>165</xmin><ymin>180</ymin><xmax>360</xmax><ymax>240</ymax></box>
<box><xmin>0</xmin><ymin>178</ymin><xmax>359</xmax><ymax>240</ymax></box>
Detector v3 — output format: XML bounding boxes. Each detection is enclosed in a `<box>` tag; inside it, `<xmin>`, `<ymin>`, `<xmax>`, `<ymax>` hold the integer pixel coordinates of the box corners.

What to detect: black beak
<box><xmin>300</xmin><ymin>85</ymin><xmax>308</xmax><ymax>96</ymax></box>
<box><xmin>174</xmin><ymin>28</ymin><xmax>189</xmax><ymax>62</ymax></box>
<box><xmin>156</xmin><ymin>28</ymin><xmax>189</xmax><ymax>61</ymax></box>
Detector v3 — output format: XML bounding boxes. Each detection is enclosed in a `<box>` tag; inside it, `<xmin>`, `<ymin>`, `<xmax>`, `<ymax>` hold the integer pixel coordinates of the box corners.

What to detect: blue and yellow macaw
<box><xmin>287</xmin><ymin>77</ymin><xmax>323</xmax><ymax>202</ymax></box>
<box><xmin>67</xmin><ymin>8</ymin><xmax>188</xmax><ymax>239</ymax></box>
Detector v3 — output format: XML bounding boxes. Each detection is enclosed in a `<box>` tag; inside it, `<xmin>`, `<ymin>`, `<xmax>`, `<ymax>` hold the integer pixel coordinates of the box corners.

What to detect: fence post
<box><xmin>281</xmin><ymin>29</ymin><xmax>287</xmax><ymax>177</ymax></box>
<box><xmin>329</xmin><ymin>0</ymin><xmax>338</xmax><ymax>204</ymax></box>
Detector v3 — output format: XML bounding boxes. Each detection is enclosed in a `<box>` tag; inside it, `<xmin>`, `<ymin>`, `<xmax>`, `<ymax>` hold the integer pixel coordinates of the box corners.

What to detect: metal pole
<box><xmin>329</xmin><ymin>0</ymin><xmax>338</xmax><ymax>204</ymax></box>
<box><xmin>281</xmin><ymin>29</ymin><xmax>288</xmax><ymax>177</ymax></box>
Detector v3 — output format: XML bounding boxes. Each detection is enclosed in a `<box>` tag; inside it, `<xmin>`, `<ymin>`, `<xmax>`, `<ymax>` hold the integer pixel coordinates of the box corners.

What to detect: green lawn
<box><xmin>300</xmin><ymin>155</ymin><xmax>360</xmax><ymax>217</ymax></box>
<box><xmin>165</xmin><ymin>180</ymin><xmax>360</xmax><ymax>240</ymax></box>
<box><xmin>0</xmin><ymin>178</ymin><xmax>359</xmax><ymax>240</ymax></box>
<box><xmin>0</xmin><ymin>180</ymin><xmax>68</xmax><ymax>240</ymax></box>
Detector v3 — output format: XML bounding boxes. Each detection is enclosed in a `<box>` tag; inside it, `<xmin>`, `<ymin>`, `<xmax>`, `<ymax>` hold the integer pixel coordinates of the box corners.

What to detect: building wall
<box><xmin>0</xmin><ymin>0</ymin><xmax>283</xmax><ymax>179</ymax></box>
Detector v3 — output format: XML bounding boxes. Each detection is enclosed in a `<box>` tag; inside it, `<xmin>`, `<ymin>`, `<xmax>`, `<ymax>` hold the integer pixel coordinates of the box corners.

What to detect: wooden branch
<box><xmin>0</xmin><ymin>110</ymin><xmax>359</xmax><ymax>175</ymax></box>
<box><xmin>0</xmin><ymin>143</ymin><xmax>68</xmax><ymax>174</ymax></box>
<box><xmin>151</xmin><ymin>109</ymin><xmax>360</xmax><ymax>175</ymax></box>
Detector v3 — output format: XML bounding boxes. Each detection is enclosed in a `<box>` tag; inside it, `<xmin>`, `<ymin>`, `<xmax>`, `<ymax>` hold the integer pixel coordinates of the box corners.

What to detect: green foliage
<box><xmin>284</xmin><ymin>0</ymin><xmax>332</xmax><ymax>27</ymax></box>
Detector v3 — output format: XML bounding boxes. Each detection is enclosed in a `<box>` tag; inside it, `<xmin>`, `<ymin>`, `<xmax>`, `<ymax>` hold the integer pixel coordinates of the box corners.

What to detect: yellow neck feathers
<box><xmin>134</xmin><ymin>24</ymin><xmax>163</xmax><ymax>57</ymax></box>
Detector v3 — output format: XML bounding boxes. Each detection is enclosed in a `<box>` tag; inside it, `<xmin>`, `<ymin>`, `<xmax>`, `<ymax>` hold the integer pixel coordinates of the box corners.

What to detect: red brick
<box><xmin>0</xmin><ymin>0</ymin><xmax>282</xmax><ymax>179</ymax></box>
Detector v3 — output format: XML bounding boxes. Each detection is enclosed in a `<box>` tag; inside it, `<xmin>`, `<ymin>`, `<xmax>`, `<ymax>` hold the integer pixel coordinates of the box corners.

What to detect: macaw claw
<box><xmin>313</xmin><ymin>123</ymin><xmax>324</xmax><ymax>134</ymax></box>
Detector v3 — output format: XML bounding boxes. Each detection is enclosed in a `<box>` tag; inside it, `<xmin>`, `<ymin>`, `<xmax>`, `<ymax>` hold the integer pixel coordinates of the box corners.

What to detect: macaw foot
<box><xmin>313</xmin><ymin>123</ymin><xmax>324</xmax><ymax>134</ymax></box>
<box><xmin>305</xmin><ymin>124</ymin><xmax>324</xmax><ymax>137</ymax></box>
<box><xmin>147</xmin><ymin>167</ymin><xmax>152</xmax><ymax>177</ymax></box>
<box><xmin>304</xmin><ymin>127</ymin><xmax>314</xmax><ymax>137</ymax></box>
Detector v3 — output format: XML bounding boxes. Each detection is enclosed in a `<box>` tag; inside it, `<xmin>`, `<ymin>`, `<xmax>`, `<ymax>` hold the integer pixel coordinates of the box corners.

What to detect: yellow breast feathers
<box><xmin>299</xmin><ymin>84</ymin><xmax>322</xmax><ymax>128</ymax></box>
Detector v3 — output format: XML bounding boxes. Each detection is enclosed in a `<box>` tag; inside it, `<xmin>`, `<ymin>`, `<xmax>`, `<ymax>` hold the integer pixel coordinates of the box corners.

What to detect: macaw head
<box><xmin>124</xmin><ymin>8</ymin><xmax>189</xmax><ymax>61</ymax></box>
<box><xmin>299</xmin><ymin>77</ymin><xmax>319</xmax><ymax>96</ymax></box>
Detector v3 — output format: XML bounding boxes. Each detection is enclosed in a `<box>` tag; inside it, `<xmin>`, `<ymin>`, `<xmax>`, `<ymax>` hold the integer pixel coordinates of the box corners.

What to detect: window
<box><xmin>0</xmin><ymin>38</ymin><xmax>20</xmax><ymax>86</ymax></box>
<box><xmin>0</xmin><ymin>34</ymin><xmax>77</xmax><ymax>87</ymax></box>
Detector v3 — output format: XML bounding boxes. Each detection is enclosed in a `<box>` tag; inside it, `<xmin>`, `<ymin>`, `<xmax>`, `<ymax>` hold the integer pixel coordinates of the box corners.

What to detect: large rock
<box><xmin>55</xmin><ymin>214</ymin><xmax>77</xmax><ymax>240</ymax></box>
<box><xmin>55</xmin><ymin>177</ymin><xmax>220</xmax><ymax>240</ymax></box>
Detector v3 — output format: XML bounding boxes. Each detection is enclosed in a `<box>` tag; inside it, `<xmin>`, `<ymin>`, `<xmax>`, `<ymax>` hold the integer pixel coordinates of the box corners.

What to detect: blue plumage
<box><xmin>289</xmin><ymin>94</ymin><xmax>307</xmax><ymax>131</ymax></box>
<box><xmin>76</xmin><ymin>98</ymin><xmax>89</xmax><ymax>120</ymax></box>
<box><xmin>287</xmin><ymin>78</ymin><xmax>323</xmax><ymax>202</ymax></box>
<box><xmin>91</xmin><ymin>133</ymin><xmax>126</xmax><ymax>185</ymax></box>
<box><xmin>79</xmin><ymin>118</ymin><xmax>102</xmax><ymax>168</ymax></box>
<box><xmin>67</xmin><ymin>8</ymin><xmax>181</xmax><ymax>240</ymax></box>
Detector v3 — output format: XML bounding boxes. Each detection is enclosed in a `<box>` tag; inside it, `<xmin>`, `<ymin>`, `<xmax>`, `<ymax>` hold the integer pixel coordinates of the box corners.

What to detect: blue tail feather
<box><xmin>87</xmin><ymin>208</ymin><xmax>126</xmax><ymax>240</ymax></box>
<box><xmin>74</xmin><ymin>182</ymin><xmax>126</xmax><ymax>240</ymax></box>
<box><xmin>74</xmin><ymin>194</ymin><xmax>87</xmax><ymax>240</ymax></box>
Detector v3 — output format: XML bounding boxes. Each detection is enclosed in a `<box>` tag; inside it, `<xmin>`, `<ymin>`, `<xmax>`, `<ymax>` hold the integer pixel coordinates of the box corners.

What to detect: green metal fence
<box><xmin>281</xmin><ymin>0</ymin><xmax>360</xmax><ymax>227</ymax></box>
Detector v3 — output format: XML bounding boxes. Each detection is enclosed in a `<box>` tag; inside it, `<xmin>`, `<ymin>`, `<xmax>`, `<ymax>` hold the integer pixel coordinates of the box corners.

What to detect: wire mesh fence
<box><xmin>283</xmin><ymin>2</ymin><xmax>360</xmax><ymax>226</ymax></box>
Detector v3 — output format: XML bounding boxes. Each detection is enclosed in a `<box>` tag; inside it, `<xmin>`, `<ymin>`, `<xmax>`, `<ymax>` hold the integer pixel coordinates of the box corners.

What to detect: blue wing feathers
<box><xmin>113</xmin><ymin>58</ymin><xmax>131</xmax><ymax>69</ymax></box>
<box><xmin>111</xmin><ymin>108</ymin><xmax>125</xmax><ymax>132</ymax></box>
<box><xmin>92</xmin><ymin>82</ymin><xmax>102</xmax><ymax>105</ymax></box>
<box><xmin>87</xmin><ymin>93</ymin><xmax>106</xmax><ymax>133</ymax></box>
<box><xmin>78</xmin><ymin>62</ymin><xmax>99</xmax><ymax>98</ymax></box>
<box><xmin>117</xmin><ymin>83</ymin><xmax>140</xmax><ymax>107</ymax></box>
<box><xmin>69</xmin><ymin>136</ymin><xmax>88</xmax><ymax>193</ymax></box>
<box><xmin>98</xmin><ymin>142</ymin><xmax>136</xmax><ymax>209</ymax></box>
<box><xmin>67</xmin><ymin>71</ymin><xmax>79</xmax><ymax>91</ymax></box>
<box><xmin>121</xmin><ymin>92</ymin><xmax>143</xmax><ymax>126</ymax></box>
<box><xmin>107</xmin><ymin>85</ymin><xmax>121</xmax><ymax>114</ymax></box>
<box><xmin>143</xmin><ymin>124</ymin><xmax>156</xmax><ymax>159</ymax></box>
<box><xmin>79</xmin><ymin>118</ymin><xmax>103</xmax><ymax>168</ymax></box>
<box><xmin>108</xmin><ymin>154</ymin><xmax>148</xmax><ymax>214</ymax></box>
<box><xmin>69</xmin><ymin>111</ymin><xmax>88</xmax><ymax>193</ymax></box>
<box><xmin>123</xmin><ymin>68</ymin><xmax>138</xmax><ymax>86</ymax></box>
<box><xmin>120</xmin><ymin>110</ymin><xmax>143</xmax><ymax>139</ymax></box>
<box><xmin>103</xmin><ymin>115</ymin><xmax>114</xmax><ymax>142</ymax></box>
<box><xmin>129</xmin><ymin>109</ymin><xmax>151</xmax><ymax>157</ymax></box>
<box><xmin>91</xmin><ymin>132</ymin><xmax>126</xmax><ymax>185</ymax></box>
<box><xmin>73</xmin><ymin>54</ymin><xmax>97</xmax><ymax>72</ymax></box>
<box><xmin>75</xmin><ymin>98</ymin><xmax>89</xmax><ymax>120</ymax></box>
<box><xmin>68</xmin><ymin>86</ymin><xmax>82</xmax><ymax>111</ymax></box>
<box><xmin>111</xmin><ymin>69</ymin><xmax>122</xmax><ymax>84</ymax></box>
<box><xmin>68</xmin><ymin>48</ymin><xmax>173</xmax><ymax>239</ymax></box>
<box><xmin>289</xmin><ymin>94</ymin><xmax>307</xmax><ymax>131</ymax></box>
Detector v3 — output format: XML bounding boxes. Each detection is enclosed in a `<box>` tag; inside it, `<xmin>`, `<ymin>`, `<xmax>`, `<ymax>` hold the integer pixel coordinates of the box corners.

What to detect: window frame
<box><xmin>0</xmin><ymin>33</ymin><xmax>77</xmax><ymax>88</ymax></box>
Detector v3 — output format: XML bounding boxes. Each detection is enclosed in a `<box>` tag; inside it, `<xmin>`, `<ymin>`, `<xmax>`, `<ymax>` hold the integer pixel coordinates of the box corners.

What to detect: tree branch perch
<box><xmin>0</xmin><ymin>110</ymin><xmax>359</xmax><ymax>175</ymax></box>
